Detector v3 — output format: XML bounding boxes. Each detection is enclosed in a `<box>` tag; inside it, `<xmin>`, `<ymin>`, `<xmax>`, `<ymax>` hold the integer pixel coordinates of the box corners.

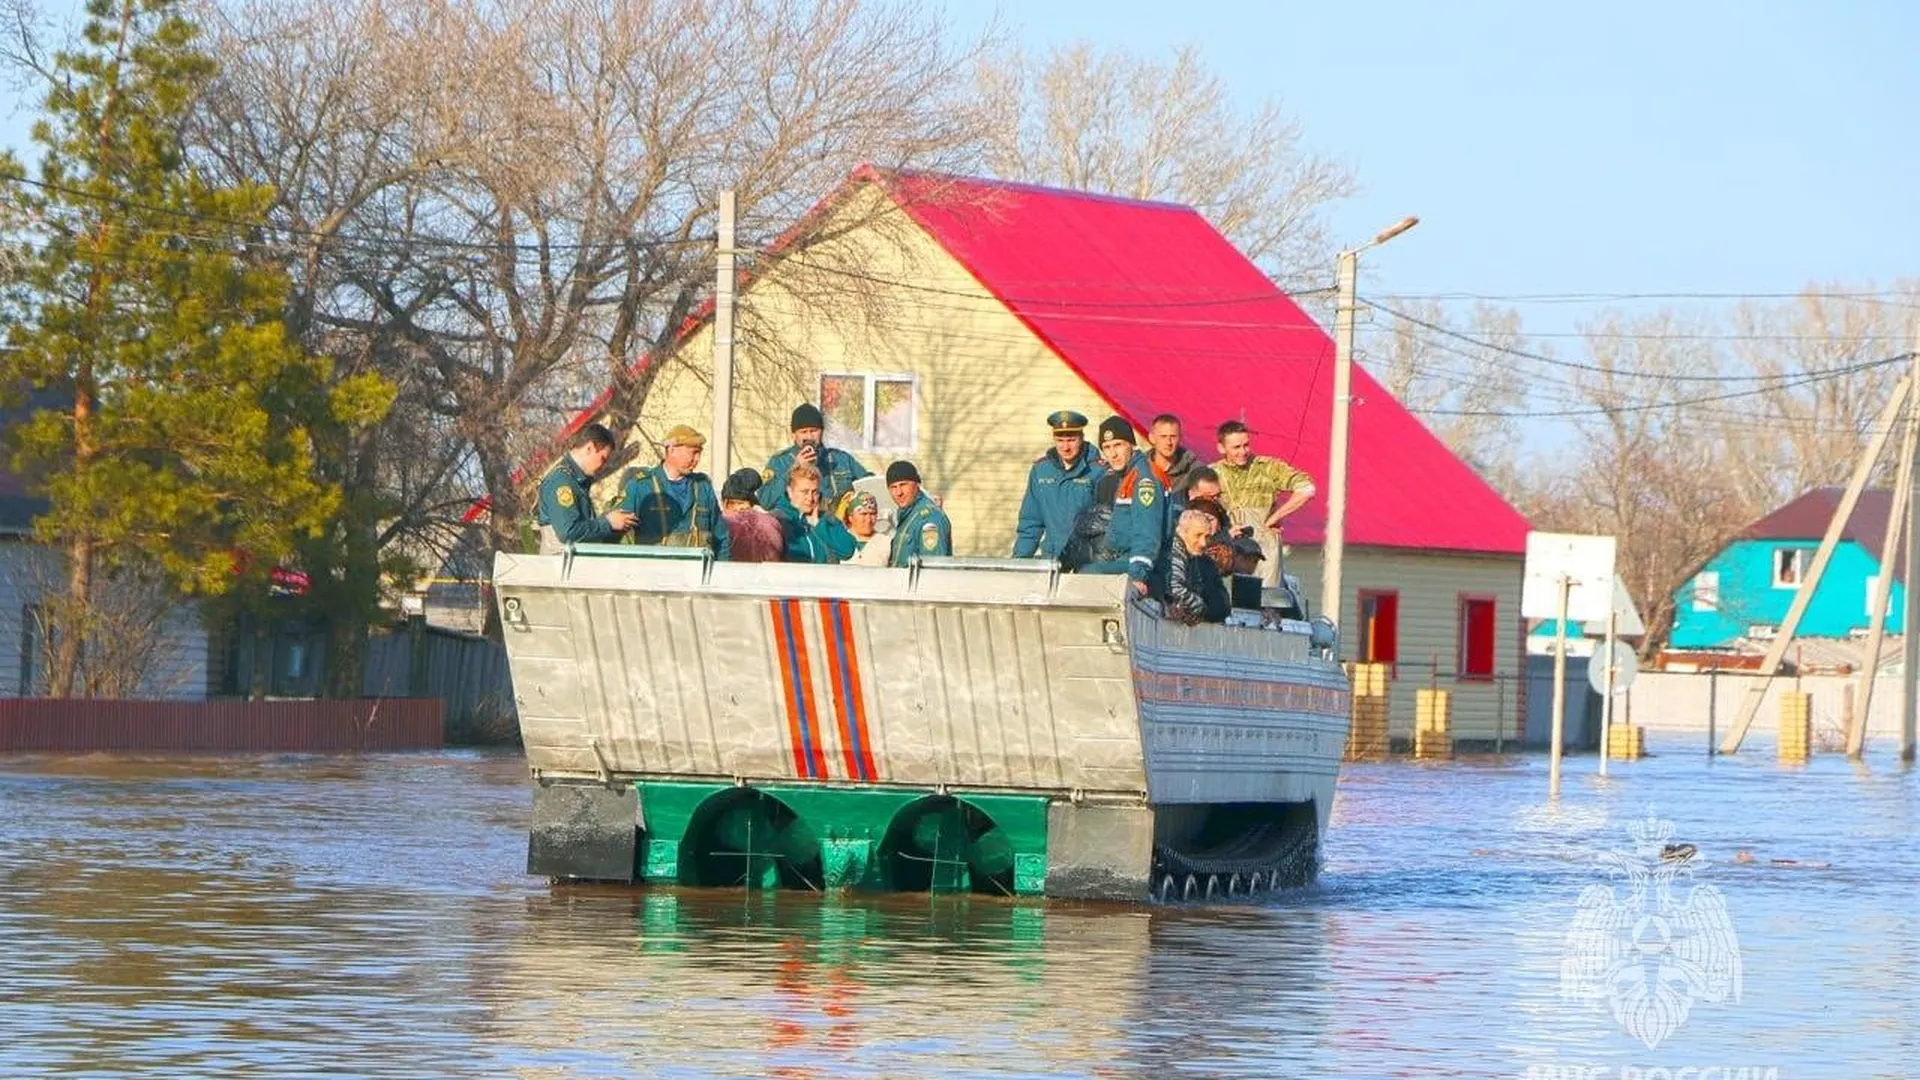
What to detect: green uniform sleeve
<box><xmin>1013</xmin><ymin>465</ymin><xmax>1045</xmax><ymax>558</ymax></box>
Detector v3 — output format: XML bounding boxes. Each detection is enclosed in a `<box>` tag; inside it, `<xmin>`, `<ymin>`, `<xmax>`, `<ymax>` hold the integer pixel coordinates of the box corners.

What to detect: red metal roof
<box><xmin>878</xmin><ymin>171</ymin><xmax>1530</xmax><ymax>554</ymax></box>
<box><xmin>1744</xmin><ymin>486</ymin><xmax>1905</xmax><ymax>582</ymax></box>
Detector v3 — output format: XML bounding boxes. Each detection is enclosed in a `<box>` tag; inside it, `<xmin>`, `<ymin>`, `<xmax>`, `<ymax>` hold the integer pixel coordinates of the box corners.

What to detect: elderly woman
<box><xmin>837</xmin><ymin>490</ymin><xmax>893</xmax><ymax>566</ymax></box>
<box><xmin>1161</xmin><ymin>508</ymin><xmax>1232</xmax><ymax>625</ymax></box>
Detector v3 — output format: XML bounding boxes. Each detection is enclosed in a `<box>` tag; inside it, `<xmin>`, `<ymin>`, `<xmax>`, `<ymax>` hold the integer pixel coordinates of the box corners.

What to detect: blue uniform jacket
<box><xmin>766</xmin><ymin>494</ymin><xmax>858</xmax><ymax>563</ymax></box>
<box><xmin>763</xmin><ymin>444</ymin><xmax>871</xmax><ymax>509</ymax></box>
<box><xmin>617</xmin><ymin>466</ymin><xmax>731</xmax><ymax>559</ymax></box>
<box><xmin>535</xmin><ymin>457</ymin><xmax>616</xmax><ymax>545</ymax></box>
<box><xmin>889</xmin><ymin>492</ymin><xmax>953</xmax><ymax>568</ymax></box>
<box><xmin>1013</xmin><ymin>449</ymin><xmax>1104</xmax><ymax>559</ymax></box>
<box><xmin>1108</xmin><ymin>451</ymin><xmax>1169</xmax><ymax>582</ymax></box>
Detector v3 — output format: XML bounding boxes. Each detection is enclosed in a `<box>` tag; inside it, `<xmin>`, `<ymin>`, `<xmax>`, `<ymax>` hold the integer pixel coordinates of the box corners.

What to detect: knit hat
<box><xmin>721</xmin><ymin>468</ymin><xmax>762</xmax><ymax>505</ymax></box>
<box><xmin>791</xmin><ymin>403</ymin><xmax>826</xmax><ymax>431</ymax></box>
<box><xmin>1097</xmin><ymin>414</ymin><xmax>1135</xmax><ymax>446</ymax></box>
<box><xmin>885</xmin><ymin>460</ymin><xmax>921</xmax><ymax>485</ymax></box>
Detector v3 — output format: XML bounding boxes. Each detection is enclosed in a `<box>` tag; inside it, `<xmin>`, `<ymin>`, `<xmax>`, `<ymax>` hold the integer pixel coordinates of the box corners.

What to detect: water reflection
<box><xmin>0</xmin><ymin>742</ymin><xmax>1915</xmax><ymax>1079</ymax></box>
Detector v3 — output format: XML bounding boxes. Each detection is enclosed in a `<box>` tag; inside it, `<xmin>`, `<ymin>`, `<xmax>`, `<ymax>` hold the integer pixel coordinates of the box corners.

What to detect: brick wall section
<box><xmin>0</xmin><ymin>698</ymin><xmax>443</xmax><ymax>752</ymax></box>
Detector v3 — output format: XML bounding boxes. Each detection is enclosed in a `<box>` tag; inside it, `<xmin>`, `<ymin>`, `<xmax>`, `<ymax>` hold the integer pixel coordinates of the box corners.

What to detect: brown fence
<box><xmin>0</xmin><ymin>697</ymin><xmax>444</xmax><ymax>753</ymax></box>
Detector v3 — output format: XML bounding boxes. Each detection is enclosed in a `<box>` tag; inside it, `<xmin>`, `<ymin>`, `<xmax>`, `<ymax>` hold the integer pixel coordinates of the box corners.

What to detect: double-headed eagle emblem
<box><xmin>1560</xmin><ymin>812</ymin><xmax>1743</xmax><ymax>1049</ymax></box>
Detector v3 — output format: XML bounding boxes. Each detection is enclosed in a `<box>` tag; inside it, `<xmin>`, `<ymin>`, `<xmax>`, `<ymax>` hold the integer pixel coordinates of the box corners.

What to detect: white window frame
<box><xmin>1866</xmin><ymin>574</ymin><xmax>1884</xmax><ymax>617</ymax></box>
<box><xmin>818</xmin><ymin>371</ymin><xmax>918</xmax><ymax>453</ymax></box>
<box><xmin>1772</xmin><ymin>548</ymin><xmax>1806</xmax><ymax>589</ymax></box>
<box><xmin>1692</xmin><ymin>571</ymin><xmax>1720</xmax><ymax>612</ymax></box>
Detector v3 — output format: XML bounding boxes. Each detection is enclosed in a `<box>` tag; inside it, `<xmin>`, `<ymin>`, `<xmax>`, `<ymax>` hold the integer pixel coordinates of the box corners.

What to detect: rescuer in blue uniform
<box><xmin>885</xmin><ymin>460</ymin><xmax>952</xmax><ymax>567</ymax></box>
<box><xmin>534</xmin><ymin>422</ymin><xmax>636</xmax><ymax>553</ymax></box>
<box><xmin>617</xmin><ymin>424</ymin><xmax>731</xmax><ymax>559</ymax></box>
<box><xmin>1012</xmin><ymin>409</ymin><xmax>1104</xmax><ymax>560</ymax></box>
<box><xmin>1077</xmin><ymin>415</ymin><xmax>1167</xmax><ymax>592</ymax></box>
<box><xmin>763</xmin><ymin>403</ymin><xmax>871</xmax><ymax>509</ymax></box>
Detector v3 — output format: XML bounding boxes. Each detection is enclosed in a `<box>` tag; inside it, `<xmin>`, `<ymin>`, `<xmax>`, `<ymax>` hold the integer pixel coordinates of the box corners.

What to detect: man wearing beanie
<box><xmin>617</xmin><ymin>425</ymin><xmax>731</xmax><ymax>558</ymax></box>
<box><xmin>1013</xmin><ymin>409</ymin><xmax>1103</xmax><ymax>560</ymax></box>
<box><xmin>884</xmin><ymin>459</ymin><xmax>951</xmax><ymax>567</ymax></box>
<box><xmin>762</xmin><ymin>402</ymin><xmax>871</xmax><ymax>509</ymax></box>
<box><xmin>1077</xmin><ymin>414</ymin><xmax>1167</xmax><ymax>592</ymax></box>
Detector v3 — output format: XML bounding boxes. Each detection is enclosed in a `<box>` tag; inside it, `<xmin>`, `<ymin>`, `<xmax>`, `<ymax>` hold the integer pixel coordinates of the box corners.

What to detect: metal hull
<box><xmin>493</xmin><ymin>548</ymin><xmax>1350</xmax><ymax>900</ymax></box>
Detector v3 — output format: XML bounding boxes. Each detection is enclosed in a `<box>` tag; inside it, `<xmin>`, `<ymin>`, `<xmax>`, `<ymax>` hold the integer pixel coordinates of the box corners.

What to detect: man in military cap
<box><xmin>534</xmin><ymin>422</ymin><xmax>636</xmax><ymax>554</ymax></box>
<box><xmin>1012</xmin><ymin>409</ymin><xmax>1105</xmax><ymax>560</ymax></box>
<box><xmin>1076</xmin><ymin>415</ymin><xmax>1167</xmax><ymax>593</ymax></box>
<box><xmin>763</xmin><ymin>402</ymin><xmax>871</xmax><ymax>509</ymax></box>
<box><xmin>617</xmin><ymin>425</ymin><xmax>730</xmax><ymax>558</ymax></box>
<box><xmin>885</xmin><ymin>460</ymin><xmax>951</xmax><ymax>567</ymax></box>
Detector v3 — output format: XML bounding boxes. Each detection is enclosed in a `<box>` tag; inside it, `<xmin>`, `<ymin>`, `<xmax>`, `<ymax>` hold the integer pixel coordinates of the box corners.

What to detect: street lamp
<box><xmin>1321</xmin><ymin>216</ymin><xmax>1419</xmax><ymax>637</ymax></box>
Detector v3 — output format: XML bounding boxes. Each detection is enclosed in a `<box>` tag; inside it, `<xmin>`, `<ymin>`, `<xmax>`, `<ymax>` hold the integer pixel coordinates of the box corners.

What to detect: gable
<box><xmin>877</xmin><ymin>172</ymin><xmax>1530</xmax><ymax>555</ymax></box>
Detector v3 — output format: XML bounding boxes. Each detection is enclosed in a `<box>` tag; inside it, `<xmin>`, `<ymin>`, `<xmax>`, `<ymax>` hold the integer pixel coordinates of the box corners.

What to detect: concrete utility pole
<box><xmin>1719</xmin><ymin>376</ymin><xmax>1913</xmax><ymax>754</ymax></box>
<box><xmin>1904</xmin><ymin>337</ymin><xmax>1920</xmax><ymax>763</ymax></box>
<box><xmin>1850</xmin><ymin>363</ymin><xmax>1918</xmax><ymax>758</ymax></box>
<box><xmin>710</xmin><ymin>190</ymin><xmax>738</xmax><ymax>481</ymax></box>
<box><xmin>1549</xmin><ymin>574</ymin><xmax>1571</xmax><ymax>798</ymax></box>
<box><xmin>1322</xmin><ymin>216</ymin><xmax>1418</xmax><ymax>632</ymax></box>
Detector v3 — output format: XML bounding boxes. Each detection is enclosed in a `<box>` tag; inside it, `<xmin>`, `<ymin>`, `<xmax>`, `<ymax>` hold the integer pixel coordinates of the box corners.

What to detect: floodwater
<box><xmin>0</xmin><ymin>743</ymin><xmax>1914</xmax><ymax>1080</ymax></box>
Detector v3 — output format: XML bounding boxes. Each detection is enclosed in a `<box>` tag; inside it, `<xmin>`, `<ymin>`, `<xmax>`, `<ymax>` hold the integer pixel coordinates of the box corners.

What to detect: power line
<box><xmin>1415</xmin><ymin>351</ymin><xmax>1915</xmax><ymax>418</ymax></box>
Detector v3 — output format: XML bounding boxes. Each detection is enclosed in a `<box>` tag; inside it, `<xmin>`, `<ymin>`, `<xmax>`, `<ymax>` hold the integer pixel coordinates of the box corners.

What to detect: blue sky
<box><xmin>950</xmin><ymin>0</ymin><xmax>1916</xmax><ymax>309</ymax></box>
<box><xmin>6</xmin><ymin>0</ymin><xmax>1912</xmax><ymax>311</ymax></box>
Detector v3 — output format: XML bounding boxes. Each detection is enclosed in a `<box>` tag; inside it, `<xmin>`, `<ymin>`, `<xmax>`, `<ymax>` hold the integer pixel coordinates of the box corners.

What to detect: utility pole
<box><xmin>710</xmin><ymin>190</ymin><xmax>737</xmax><ymax>481</ymax></box>
<box><xmin>1322</xmin><ymin>216</ymin><xmax>1417</xmax><ymax>633</ymax></box>
<box><xmin>1904</xmin><ymin>339</ymin><xmax>1920</xmax><ymax>763</ymax></box>
<box><xmin>1549</xmin><ymin>573</ymin><xmax>1571</xmax><ymax>799</ymax></box>
<box><xmin>1850</xmin><ymin>365</ymin><xmax>1918</xmax><ymax>758</ymax></box>
<box><xmin>1719</xmin><ymin>376</ymin><xmax>1913</xmax><ymax>753</ymax></box>
<box><xmin>1599</xmin><ymin>605</ymin><xmax>1618</xmax><ymax>777</ymax></box>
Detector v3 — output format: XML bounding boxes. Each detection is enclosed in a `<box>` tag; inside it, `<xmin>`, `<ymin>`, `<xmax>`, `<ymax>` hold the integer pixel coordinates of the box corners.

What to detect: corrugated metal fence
<box><xmin>362</xmin><ymin>627</ymin><xmax>516</xmax><ymax>741</ymax></box>
<box><xmin>0</xmin><ymin>697</ymin><xmax>443</xmax><ymax>752</ymax></box>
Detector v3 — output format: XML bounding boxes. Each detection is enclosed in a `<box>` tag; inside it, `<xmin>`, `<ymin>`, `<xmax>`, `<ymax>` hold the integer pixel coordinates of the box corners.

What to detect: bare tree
<box><xmin>975</xmin><ymin>41</ymin><xmax>1356</xmax><ymax>291</ymax></box>
<box><xmin>190</xmin><ymin>0</ymin><xmax>995</xmax><ymax>567</ymax></box>
<box><xmin>1365</xmin><ymin>298</ymin><xmax>1531</xmax><ymax>485</ymax></box>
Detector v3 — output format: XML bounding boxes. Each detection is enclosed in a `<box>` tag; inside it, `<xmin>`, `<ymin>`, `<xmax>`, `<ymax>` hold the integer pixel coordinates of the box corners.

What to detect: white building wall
<box><xmin>1290</xmin><ymin>545</ymin><xmax>1526</xmax><ymax>744</ymax></box>
<box><xmin>0</xmin><ymin>538</ymin><xmax>208</xmax><ymax>699</ymax></box>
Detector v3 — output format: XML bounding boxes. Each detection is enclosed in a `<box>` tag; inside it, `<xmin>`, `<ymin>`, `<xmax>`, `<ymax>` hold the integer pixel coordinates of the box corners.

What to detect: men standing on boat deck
<box><xmin>1212</xmin><ymin>420</ymin><xmax>1315</xmax><ymax>587</ymax></box>
<box><xmin>1012</xmin><ymin>409</ymin><xmax>1104</xmax><ymax>560</ymax></box>
<box><xmin>618</xmin><ymin>425</ymin><xmax>730</xmax><ymax>559</ymax></box>
<box><xmin>1146</xmin><ymin>413</ymin><xmax>1200</xmax><ymax>507</ymax></box>
<box><xmin>1077</xmin><ymin>415</ymin><xmax>1168</xmax><ymax>593</ymax></box>
<box><xmin>763</xmin><ymin>403</ymin><xmax>871</xmax><ymax>510</ymax></box>
<box><xmin>886</xmin><ymin>460</ymin><xmax>952</xmax><ymax>566</ymax></box>
<box><xmin>534</xmin><ymin>422</ymin><xmax>637</xmax><ymax>554</ymax></box>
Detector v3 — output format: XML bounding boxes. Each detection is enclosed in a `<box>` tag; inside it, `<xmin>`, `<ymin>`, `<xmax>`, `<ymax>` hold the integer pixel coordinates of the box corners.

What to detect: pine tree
<box><xmin>0</xmin><ymin>0</ymin><xmax>390</xmax><ymax>696</ymax></box>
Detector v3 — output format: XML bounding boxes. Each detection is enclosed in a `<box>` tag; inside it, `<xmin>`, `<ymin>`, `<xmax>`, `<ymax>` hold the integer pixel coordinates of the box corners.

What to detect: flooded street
<box><xmin>1</xmin><ymin>742</ymin><xmax>1914</xmax><ymax>1079</ymax></box>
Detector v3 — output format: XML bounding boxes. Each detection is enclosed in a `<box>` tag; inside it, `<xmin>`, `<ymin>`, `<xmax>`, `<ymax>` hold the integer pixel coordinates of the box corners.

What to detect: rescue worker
<box><xmin>1212</xmin><ymin>419</ymin><xmax>1316</xmax><ymax>587</ymax></box>
<box><xmin>772</xmin><ymin>462</ymin><xmax>856</xmax><ymax>564</ymax></box>
<box><xmin>885</xmin><ymin>460</ymin><xmax>952</xmax><ymax>566</ymax></box>
<box><xmin>1077</xmin><ymin>415</ymin><xmax>1167</xmax><ymax>593</ymax></box>
<box><xmin>1012</xmin><ymin>409</ymin><xmax>1103</xmax><ymax>560</ymax></box>
<box><xmin>1146</xmin><ymin>413</ymin><xmax>1200</xmax><ymax>501</ymax></box>
<box><xmin>617</xmin><ymin>425</ymin><xmax>730</xmax><ymax>558</ymax></box>
<box><xmin>534</xmin><ymin>422</ymin><xmax>636</xmax><ymax>553</ymax></box>
<box><xmin>763</xmin><ymin>403</ymin><xmax>871</xmax><ymax>509</ymax></box>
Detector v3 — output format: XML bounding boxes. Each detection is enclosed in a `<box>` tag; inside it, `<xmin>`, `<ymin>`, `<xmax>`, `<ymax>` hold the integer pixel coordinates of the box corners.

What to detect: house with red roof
<box><xmin>566</xmin><ymin>168</ymin><xmax>1532</xmax><ymax>744</ymax></box>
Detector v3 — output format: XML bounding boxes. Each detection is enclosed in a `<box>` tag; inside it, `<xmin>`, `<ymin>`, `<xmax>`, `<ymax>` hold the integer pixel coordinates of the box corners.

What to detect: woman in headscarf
<box><xmin>837</xmin><ymin>489</ymin><xmax>893</xmax><ymax>566</ymax></box>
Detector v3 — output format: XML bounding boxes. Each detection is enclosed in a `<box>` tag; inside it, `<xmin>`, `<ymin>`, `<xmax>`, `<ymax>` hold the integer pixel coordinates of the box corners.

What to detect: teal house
<box><xmin>1669</xmin><ymin>487</ymin><xmax>1906</xmax><ymax>649</ymax></box>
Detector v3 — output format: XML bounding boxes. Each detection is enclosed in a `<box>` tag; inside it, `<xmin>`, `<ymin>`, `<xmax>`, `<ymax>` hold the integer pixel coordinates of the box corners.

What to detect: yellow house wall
<box><xmin>1289</xmin><ymin>547</ymin><xmax>1526</xmax><ymax>744</ymax></box>
<box><xmin>606</xmin><ymin>186</ymin><xmax>1115</xmax><ymax>556</ymax></box>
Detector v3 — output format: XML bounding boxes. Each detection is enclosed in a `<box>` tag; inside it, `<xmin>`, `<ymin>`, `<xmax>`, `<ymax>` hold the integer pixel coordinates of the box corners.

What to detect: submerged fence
<box><xmin>0</xmin><ymin>697</ymin><xmax>444</xmax><ymax>752</ymax></box>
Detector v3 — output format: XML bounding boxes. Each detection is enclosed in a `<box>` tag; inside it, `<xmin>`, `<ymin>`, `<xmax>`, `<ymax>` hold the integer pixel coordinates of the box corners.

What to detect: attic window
<box><xmin>1772</xmin><ymin>548</ymin><xmax>1807</xmax><ymax>589</ymax></box>
<box><xmin>819</xmin><ymin>373</ymin><xmax>916</xmax><ymax>452</ymax></box>
<box><xmin>1692</xmin><ymin>571</ymin><xmax>1720</xmax><ymax>612</ymax></box>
